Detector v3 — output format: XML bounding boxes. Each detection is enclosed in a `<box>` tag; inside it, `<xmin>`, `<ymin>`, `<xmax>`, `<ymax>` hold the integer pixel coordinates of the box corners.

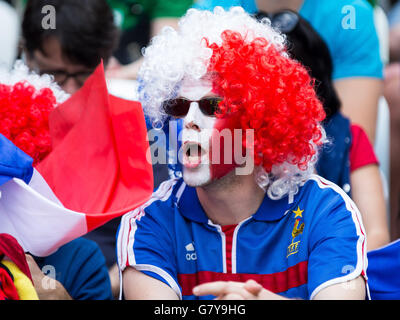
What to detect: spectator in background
<box><xmin>0</xmin><ymin>0</ymin><xmax>19</xmax><ymax>69</ymax></box>
<box><xmin>20</xmin><ymin>0</ymin><xmax>120</xmax><ymax>297</ymax></box>
<box><xmin>193</xmin><ymin>0</ymin><xmax>383</xmax><ymax>150</ymax></box>
<box><xmin>21</xmin><ymin>0</ymin><xmax>119</xmax><ymax>95</ymax></box>
<box><xmin>26</xmin><ymin>238</ymin><xmax>113</xmax><ymax>300</ymax></box>
<box><xmin>259</xmin><ymin>10</ymin><xmax>389</xmax><ymax>251</ymax></box>
<box><xmin>383</xmin><ymin>0</ymin><xmax>400</xmax><ymax>239</ymax></box>
<box><xmin>388</xmin><ymin>0</ymin><xmax>400</xmax><ymax>61</ymax></box>
<box><xmin>106</xmin><ymin>0</ymin><xmax>193</xmax><ymax>79</ymax></box>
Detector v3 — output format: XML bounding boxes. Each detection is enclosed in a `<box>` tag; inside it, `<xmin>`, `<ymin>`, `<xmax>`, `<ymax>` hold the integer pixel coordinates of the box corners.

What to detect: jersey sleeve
<box><xmin>35</xmin><ymin>238</ymin><xmax>113</xmax><ymax>300</ymax></box>
<box><xmin>67</xmin><ymin>238</ymin><xmax>113</xmax><ymax>300</ymax></box>
<box><xmin>117</xmin><ymin>200</ymin><xmax>181</xmax><ymax>298</ymax></box>
<box><xmin>349</xmin><ymin>124</ymin><xmax>379</xmax><ymax>172</ymax></box>
<box><xmin>307</xmin><ymin>178</ymin><xmax>367</xmax><ymax>299</ymax></box>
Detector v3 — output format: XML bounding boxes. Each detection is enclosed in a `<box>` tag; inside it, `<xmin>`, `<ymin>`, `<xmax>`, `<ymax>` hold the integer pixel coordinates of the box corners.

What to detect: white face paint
<box><xmin>179</xmin><ymin>77</ymin><xmax>217</xmax><ymax>187</ymax></box>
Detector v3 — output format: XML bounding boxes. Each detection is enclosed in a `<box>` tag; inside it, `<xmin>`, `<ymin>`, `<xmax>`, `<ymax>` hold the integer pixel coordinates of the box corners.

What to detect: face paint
<box><xmin>179</xmin><ymin>77</ymin><xmax>215</xmax><ymax>187</ymax></box>
<box><xmin>209</xmin><ymin>115</ymin><xmax>242</xmax><ymax>181</ymax></box>
<box><xmin>179</xmin><ymin>77</ymin><xmax>246</xmax><ymax>187</ymax></box>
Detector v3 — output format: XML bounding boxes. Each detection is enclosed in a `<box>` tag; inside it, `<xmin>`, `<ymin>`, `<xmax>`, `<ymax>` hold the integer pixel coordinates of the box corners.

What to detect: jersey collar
<box><xmin>177</xmin><ymin>181</ymin><xmax>303</xmax><ymax>223</ymax></box>
<box><xmin>177</xmin><ymin>183</ymin><xmax>209</xmax><ymax>224</ymax></box>
<box><xmin>252</xmin><ymin>192</ymin><xmax>297</xmax><ymax>221</ymax></box>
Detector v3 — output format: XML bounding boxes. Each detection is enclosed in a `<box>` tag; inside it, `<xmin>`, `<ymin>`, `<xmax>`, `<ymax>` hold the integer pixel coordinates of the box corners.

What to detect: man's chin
<box><xmin>182</xmin><ymin>164</ymin><xmax>238</xmax><ymax>188</ymax></box>
<box><xmin>182</xmin><ymin>166</ymin><xmax>212</xmax><ymax>187</ymax></box>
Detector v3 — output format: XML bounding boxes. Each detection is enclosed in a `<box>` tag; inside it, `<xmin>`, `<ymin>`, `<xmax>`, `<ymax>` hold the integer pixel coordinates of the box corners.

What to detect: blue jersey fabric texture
<box><xmin>367</xmin><ymin>240</ymin><xmax>400</xmax><ymax>300</ymax></box>
<box><xmin>34</xmin><ymin>237</ymin><xmax>113</xmax><ymax>300</ymax></box>
<box><xmin>117</xmin><ymin>175</ymin><xmax>366</xmax><ymax>300</ymax></box>
<box><xmin>192</xmin><ymin>0</ymin><xmax>383</xmax><ymax>80</ymax></box>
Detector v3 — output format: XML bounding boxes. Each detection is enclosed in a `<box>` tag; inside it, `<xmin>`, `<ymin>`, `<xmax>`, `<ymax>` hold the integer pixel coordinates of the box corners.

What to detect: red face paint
<box><xmin>209</xmin><ymin>113</ymin><xmax>245</xmax><ymax>180</ymax></box>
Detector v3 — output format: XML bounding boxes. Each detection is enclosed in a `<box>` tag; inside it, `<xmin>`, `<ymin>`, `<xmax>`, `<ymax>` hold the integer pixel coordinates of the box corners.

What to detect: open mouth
<box><xmin>183</xmin><ymin>142</ymin><xmax>205</xmax><ymax>169</ymax></box>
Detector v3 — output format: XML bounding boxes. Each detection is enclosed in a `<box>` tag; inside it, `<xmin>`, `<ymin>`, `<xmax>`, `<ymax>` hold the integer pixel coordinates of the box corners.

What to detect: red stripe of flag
<box><xmin>178</xmin><ymin>260</ymin><xmax>308</xmax><ymax>296</ymax></box>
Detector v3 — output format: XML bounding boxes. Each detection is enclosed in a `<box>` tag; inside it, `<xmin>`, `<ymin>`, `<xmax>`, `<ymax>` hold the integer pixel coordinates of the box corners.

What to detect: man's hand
<box><xmin>25</xmin><ymin>254</ymin><xmax>72</xmax><ymax>300</ymax></box>
<box><xmin>193</xmin><ymin>280</ymin><xmax>287</xmax><ymax>300</ymax></box>
<box><xmin>193</xmin><ymin>276</ymin><xmax>365</xmax><ymax>300</ymax></box>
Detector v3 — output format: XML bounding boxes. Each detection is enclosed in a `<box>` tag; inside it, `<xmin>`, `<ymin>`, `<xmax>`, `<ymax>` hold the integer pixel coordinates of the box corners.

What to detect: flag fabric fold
<box><xmin>0</xmin><ymin>63</ymin><xmax>153</xmax><ymax>257</ymax></box>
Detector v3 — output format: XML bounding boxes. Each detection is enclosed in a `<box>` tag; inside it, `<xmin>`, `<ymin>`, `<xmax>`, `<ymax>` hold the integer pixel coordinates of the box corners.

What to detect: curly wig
<box><xmin>0</xmin><ymin>61</ymin><xmax>69</xmax><ymax>164</ymax></box>
<box><xmin>138</xmin><ymin>7</ymin><xmax>326</xmax><ymax>200</ymax></box>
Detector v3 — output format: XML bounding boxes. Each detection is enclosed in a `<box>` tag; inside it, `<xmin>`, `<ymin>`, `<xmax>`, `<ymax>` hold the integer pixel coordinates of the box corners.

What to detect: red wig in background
<box><xmin>0</xmin><ymin>81</ymin><xmax>56</xmax><ymax>164</ymax></box>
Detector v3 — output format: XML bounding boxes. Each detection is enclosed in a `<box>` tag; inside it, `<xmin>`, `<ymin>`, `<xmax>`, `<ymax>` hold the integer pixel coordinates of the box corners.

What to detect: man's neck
<box><xmin>256</xmin><ymin>0</ymin><xmax>304</xmax><ymax>13</ymax></box>
<box><xmin>196</xmin><ymin>171</ymin><xmax>265</xmax><ymax>226</ymax></box>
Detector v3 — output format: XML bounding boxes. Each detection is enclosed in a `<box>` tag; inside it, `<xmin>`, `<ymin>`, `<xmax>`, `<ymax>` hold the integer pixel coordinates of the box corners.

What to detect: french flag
<box><xmin>0</xmin><ymin>63</ymin><xmax>153</xmax><ymax>257</ymax></box>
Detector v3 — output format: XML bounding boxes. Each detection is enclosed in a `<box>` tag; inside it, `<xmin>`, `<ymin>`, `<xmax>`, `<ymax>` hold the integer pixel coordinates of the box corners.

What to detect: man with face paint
<box><xmin>117</xmin><ymin>7</ymin><xmax>368</xmax><ymax>300</ymax></box>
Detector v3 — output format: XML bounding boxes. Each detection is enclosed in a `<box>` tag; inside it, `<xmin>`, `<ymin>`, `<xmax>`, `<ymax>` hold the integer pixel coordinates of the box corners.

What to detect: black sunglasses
<box><xmin>162</xmin><ymin>97</ymin><xmax>222</xmax><ymax>118</ymax></box>
<box><xmin>255</xmin><ymin>10</ymin><xmax>300</xmax><ymax>34</ymax></box>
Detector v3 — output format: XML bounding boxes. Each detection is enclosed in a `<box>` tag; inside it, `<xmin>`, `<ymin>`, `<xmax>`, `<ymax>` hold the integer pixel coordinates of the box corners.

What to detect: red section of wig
<box><xmin>0</xmin><ymin>81</ymin><xmax>56</xmax><ymax>164</ymax></box>
<box><xmin>206</xmin><ymin>30</ymin><xmax>326</xmax><ymax>173</ymax></box>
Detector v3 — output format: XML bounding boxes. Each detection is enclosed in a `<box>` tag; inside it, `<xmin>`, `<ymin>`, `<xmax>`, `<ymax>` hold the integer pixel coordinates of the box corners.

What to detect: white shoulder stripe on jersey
<box><xmin>308</xmin><ymin>174</ymin><xmax>368</xmax><ymax>300</ymax></box>
<box><xmin>208</xmin><ymin>220</ymin><xmax>227</xmax><ymax>273</ymax></box>
<box><xmin>118</xmin><ymin>178</ymin><xmax>178</xmax><ymax>270</ymax></box>
<box><xmin>117</xmin><ymin>178</ymin><xmax>178</xmax><ymax>299</ymax></box>
<box><xmin>231</xmin><ymin>216</ymin><xmax>252</xmax><ymax>274</ymax></box>
<box><xmin>175</xmin><ymin>181</ymin><xmax>187</xmax><ymax>203</ymax></box>
<box><xmin>134</xmin><ymin>264</ymin><xmax>182</xmax><ymax>300</ymax></box>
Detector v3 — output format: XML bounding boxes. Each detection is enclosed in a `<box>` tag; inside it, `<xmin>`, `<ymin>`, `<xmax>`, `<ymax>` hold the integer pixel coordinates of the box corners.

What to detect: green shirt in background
<box><xmin>107</xmin><ymin>0</ymin><xmax>193</xmax><ymax>30</ymax></box>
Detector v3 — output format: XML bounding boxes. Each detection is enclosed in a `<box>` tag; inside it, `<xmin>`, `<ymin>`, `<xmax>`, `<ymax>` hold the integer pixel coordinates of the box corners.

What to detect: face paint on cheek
<box><xmin>209</xmin><ymin>115</ymin><xmax>242</xmax><ymax>180</ymax></box>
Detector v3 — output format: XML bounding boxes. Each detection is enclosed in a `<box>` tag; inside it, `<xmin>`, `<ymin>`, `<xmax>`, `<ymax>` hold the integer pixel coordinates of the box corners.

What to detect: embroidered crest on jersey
<box><xmin>287</xmin><ymin>206</ymin><xmax>305</xmax><ymax>258</ymax></box>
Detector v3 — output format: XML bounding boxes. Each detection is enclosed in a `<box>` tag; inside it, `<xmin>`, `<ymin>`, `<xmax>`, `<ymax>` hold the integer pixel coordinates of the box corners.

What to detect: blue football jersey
<box><xmin>117</xmin><ymin>174</ymin><xmax>367</xmax><ymax>300</ymax></box>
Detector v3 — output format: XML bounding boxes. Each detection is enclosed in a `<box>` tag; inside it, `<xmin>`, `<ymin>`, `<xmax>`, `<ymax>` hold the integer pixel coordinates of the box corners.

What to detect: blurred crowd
<box><xmin>0</xmin><ymin>0</ymin><xmax>400</xmax><ymax>300</ymax></box>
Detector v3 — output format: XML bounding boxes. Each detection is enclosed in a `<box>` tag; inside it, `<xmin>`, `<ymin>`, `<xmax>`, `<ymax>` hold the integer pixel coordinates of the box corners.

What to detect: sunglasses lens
<box><xmin>162</xmin><ymin>97</ymin><xmax>221</xmax><ymax>117</ymax></box>
<box><xmin>162</xmin><ymin>98</ymin><xmax>191</xmax><ymax>117</ymax></box>
<box><xmin>198</xmin><ymin>98</ymin><xmax>221</xmax><ymax>116</ymax></box>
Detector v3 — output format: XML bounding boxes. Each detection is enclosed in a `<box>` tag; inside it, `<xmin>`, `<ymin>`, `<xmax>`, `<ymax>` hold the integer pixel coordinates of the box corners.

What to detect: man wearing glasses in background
<box><xmin>21</xmin><ymin>0</ymin><xmax>119</xmax><ymax>95</ymax></box>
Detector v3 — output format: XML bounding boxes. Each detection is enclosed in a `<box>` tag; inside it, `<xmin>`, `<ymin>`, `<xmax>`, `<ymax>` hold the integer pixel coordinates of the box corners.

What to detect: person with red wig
<box><xmin>117</xmin><ymin>7</ymin><xmax>367</xmax><ymax>300</ymax></box>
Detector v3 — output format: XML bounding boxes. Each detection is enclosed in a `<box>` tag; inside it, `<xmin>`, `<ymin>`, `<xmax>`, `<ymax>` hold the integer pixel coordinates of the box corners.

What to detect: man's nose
<box><xmin>184</xmin><ymin>102</ymin><xmax>201</xmax><ymax>131</ymax></box>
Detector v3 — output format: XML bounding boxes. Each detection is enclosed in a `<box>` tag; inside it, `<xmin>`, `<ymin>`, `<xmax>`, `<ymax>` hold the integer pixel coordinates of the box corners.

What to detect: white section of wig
<box><xmin>0</xmin><ymin>60</ymin><xmax>70</xmax><ymax>104</ymax></box>
<box><xmin>138</xmin><ymin>6</ymin><xmax>286</xmax><ymax>124</ymax></box>
<box><xmin>256</xmin><ymin>124</ymin><xmax>327</xmax><ymax>202</ymax></box>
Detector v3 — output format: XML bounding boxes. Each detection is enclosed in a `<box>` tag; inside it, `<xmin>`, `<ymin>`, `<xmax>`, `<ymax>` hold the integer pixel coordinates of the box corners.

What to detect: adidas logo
<box><xmin>185</xmin><ymin>242</ymin><xmax>197</xmax><ymax>261</ymax></box>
